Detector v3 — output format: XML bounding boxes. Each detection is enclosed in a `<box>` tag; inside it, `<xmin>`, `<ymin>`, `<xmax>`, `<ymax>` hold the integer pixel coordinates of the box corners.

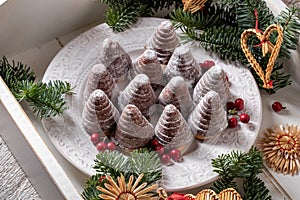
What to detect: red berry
<box><xmin>150</xmin><ymin>139</ymin><xmax>159</xmax><ymax>147</ymax></box>
<box><xmin>200</xmin><ymin>60</ymin><xmax>215</xmax><ymax>68</ymax></box>
<box><xmin>272</xmin><ymin>102</ymin><xmax>285</xmax><ymax>112</ymax></box>
<box><xmin>161</xmin><ymin>154</ymin><xmax>171</xmax><ymax>165</ymax></box>
<box><xmin>234</xmin><ymin>98</ymin><xmax>244</xmax><ymax>111</ymax></box>
<box><xmin>154</xmin><ymin>144</ymin><xmax>165</xmax><ymax>156</ymax></box>
<box><xmin>90</xmin><ymin>133</ymin><xmax>100</xmax><ymax>145</ymax></box>
<box><xmin>228</xmin><ymin>117</ymin><xmax>238</xmax><ymax>128</ymax></box>
<box><xmin>239</xmin><ymin>113</ymin><xmax>250</xmax><ymax>123</ymax></box>
<box><xmin>170</xmin><ymin>149</ymin><xmax>181</xmax><ymax>161</ymax></box>
<box><xmin>226</xmin><ymin>101</ymin><xmax>235</xmax><ymax>111</ymax></box>
<box><xmin>96</xmin><ymin>142</ymin><xmax>107</xmax><ymax>152</ymax></box>
<box><xmin>226</xmin><ymin>75</ymin><xmax>229</xmax><ymax>82</ymax></box>
<box><xmin>204</xmin><ymin>60</ymin><xmax>215</xmax><ymax>67</ymax></box>
<box><xmin>107</xmin><ymin>142</ymin><xmax>116</xmax><ymax>151</ymax></box>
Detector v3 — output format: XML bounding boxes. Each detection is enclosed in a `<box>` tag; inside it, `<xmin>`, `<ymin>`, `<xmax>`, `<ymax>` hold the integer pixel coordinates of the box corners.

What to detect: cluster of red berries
<box><xmin>150</xmin><ymin>139</ymin><xmax>182</xmax><ymax>165</ymax></box>
<box><xmin>90</xmin><ymin>133</ymin><xmax>116</xmax><ymax>152</ymax></box>
<box><xmin>226</xmin><ymin>98</ymin><xmax>250</xmax><ymax>128</ymax></box>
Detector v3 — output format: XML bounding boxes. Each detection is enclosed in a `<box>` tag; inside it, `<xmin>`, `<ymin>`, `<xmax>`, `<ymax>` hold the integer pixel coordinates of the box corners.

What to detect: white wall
<box><xmin>0</xmin><ymin>0</ymin><xmax>106</xmax><ymax>56</ymax></box>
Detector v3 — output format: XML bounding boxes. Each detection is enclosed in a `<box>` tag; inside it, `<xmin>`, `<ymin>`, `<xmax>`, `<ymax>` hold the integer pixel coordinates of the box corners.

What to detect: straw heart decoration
<box><xmin>240</xmin><ymin>23</ymin><xmax>283</xmax><ymax>89</ymax></box>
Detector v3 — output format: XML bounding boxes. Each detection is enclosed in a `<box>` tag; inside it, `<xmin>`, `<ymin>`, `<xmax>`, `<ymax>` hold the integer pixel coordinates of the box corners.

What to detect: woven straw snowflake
<box><xmin>258</xmin><ymin>124</ymin><xmax>300</xmax><ymax>175</ymax></box>
<box><xmin>97</xmin><ymin>173</ymin><xmax>157</xmax><ymax>200</ymax></box>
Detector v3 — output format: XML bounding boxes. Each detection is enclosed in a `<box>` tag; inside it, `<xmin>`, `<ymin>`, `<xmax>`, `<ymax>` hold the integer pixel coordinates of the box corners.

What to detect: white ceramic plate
<box><xmin>42</xmin><ymin>18</ymin><xmax>262</xmax><ymax>191</ymax></box>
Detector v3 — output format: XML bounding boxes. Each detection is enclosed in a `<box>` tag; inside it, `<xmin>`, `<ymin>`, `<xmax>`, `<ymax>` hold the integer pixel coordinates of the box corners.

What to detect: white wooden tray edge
<box><xmin>0</xmin><ymin>77</ymin><xmax>82</xmax><ymax>200</ymax></box>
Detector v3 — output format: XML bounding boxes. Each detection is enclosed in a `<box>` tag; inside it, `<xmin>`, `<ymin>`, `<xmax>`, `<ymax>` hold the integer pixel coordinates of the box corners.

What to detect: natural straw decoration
<box><xmin>258</xmin><ymin>124</ymin><xmax>300</xmax><ymax>176</ymax></box>
<box><xmin>240</xmin><ymin>24</ymin><xmax>283</xmax><ymax>89</ymax></box>
<box><xmin>157</xmin><ymin>187</ymin><xmax>242</xmax><ymax>200</ymax></box>
<box><xmin>182</xmin><ymin>0</ymin><xmax>208</xmax><ymax>13</ymax></box>
<box><xmin>97</xmin><ymin>173</ymin><xmax>157</xmax><ymax>200</ymax></box>
<box><xmin>196</xmin><ymin>188</ymin><xmax>242</xmax><ymax>200</ymax></box>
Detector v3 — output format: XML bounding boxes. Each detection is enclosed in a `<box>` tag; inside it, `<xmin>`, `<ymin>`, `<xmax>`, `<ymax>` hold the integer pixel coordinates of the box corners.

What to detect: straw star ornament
<box><xmin>97</xmin><ymin>173</ymin><xmax>158</xmax><ymax>200</ymax></box>
<box><xmin>258</xmin><ymin>124</ymin><xmax>300</xmax><ymax>175</ymax></box>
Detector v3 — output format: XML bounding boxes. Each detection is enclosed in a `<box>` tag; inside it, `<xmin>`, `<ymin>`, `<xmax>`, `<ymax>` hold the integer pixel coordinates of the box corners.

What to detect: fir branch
<box><xmin>210</xmin><ymin>0</ymin><xmax>239</xmax><ymax>10</ymax></box>
<box><xmin>0</xmin><ymin>57</ymin><xmax>73</xmax><ymax>119</ymax></box>
<box><xmin>269</xmin><ymin>63</ymin><xmax>292</xmax><ymax>93</ymax></box>
<box><xmin>82</xmin><ymin>174</ymin><xmax>102</xmax><ymax>200</ymax></box>
<box><xmin>211</xmin><ymin>146</ymin><xmax>271</xmax><ymax>199</ymax></box>
<box><xmin>46</xmin><ymin>80</ymin><xmax>74</xmax><ymax>95</ymax></box>
<box><xmin>94</xmin><ymin>150</ymin><xmax>128</xmax><ymax>180</ymax></box>
<box><xmin>236</xmin><ymin>0</ymin><xmax>274</xmax><ymax>32</ymax></box>
<box><xmin>142</xmin><ymin>0</ymin><xmax>182</xmax><ymax>13</ymax></box>
<box><xmin>129</xmin><ymin>148</ymin><xmax>162</xmax><ymax>183</ymax></box>
<box><xmin>243</xmin><ymin>176</ymin><xmax>272</xmax><ymax>200</ymax></box>
<box><xmin>182</xmin><ymin>25</ymin><xmax>245</xmax><ymax>61</ymax></box>
<box><xmin>14</xmin><ymin>80</ymin><xmax>73</xmax><ymax>119</ymax></box>
<box><xmin>212</xmin><ymin>176</ymin><xmax>237</xmax><ymax>193</ymax></box>
<box><xmin>273</xmin><ymin>7</ymin><xmax>300</xmax><ymax>58</ymax></box>
<box><xmin>204</xmin><ymin>0</ymin><xmax>237</xmax><ymax>26</ymax></box>
<box><xmin>170</xmin><ymin>8</ymin><xmax>222</xmax><ymax>30</ymax></box>
<box><xmin>100</xmin><ymin>0</ymin><xmax>182</xmax><ymax>32</ymax></box>
<box><xmin>0</xmin><ymin>56</ymin><xmax>36</xmax><ymax>93</ymax></box>
<box><xmin>105</xmin><ymin>4</ymin><xmax>141</xmax><ymax>32</ymax></box>
<box><xmin>212</xmin><ymin>146</ymin><xmax>263</xmax><ymax>179</ymax></box>
<box><xmin>93</xmin><ymin>149</ymin><xmax>162</xmax><ymax>183</ymax></box>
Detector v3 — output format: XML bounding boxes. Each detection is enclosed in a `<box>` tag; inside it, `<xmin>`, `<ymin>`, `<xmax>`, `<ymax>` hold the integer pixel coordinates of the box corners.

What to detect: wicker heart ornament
<box><xmin>240</xmin><ymin>24</ymin><xmax>283</xmax><ymax>89</ymax></box>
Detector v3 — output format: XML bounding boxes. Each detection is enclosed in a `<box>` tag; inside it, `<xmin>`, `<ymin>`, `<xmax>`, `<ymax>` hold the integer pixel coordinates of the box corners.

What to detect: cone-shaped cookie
<box><xmin>83</xmin><ymin>63</ymin><xmax>119</xmax><ymax>102</ymax></box>
<box><xmin>99</xmin><ymin>38</ymin><xmax>132</xmax><ymax>80</ymax></box>
<box><xmin>145</xmin><ymin>20</ymin><xmax>180</xmax><ymax>65</ymax></box>
<box><xmin>118</xmin><ymin>74</ymin><xmax>156</xmax><ymax>117</ymax></box>
<box><xmin>193</xmin><ymin>65</ymin><xmax>229</xmax><ymax>105</ymax></box>
<box><xmin>130</xmin><ymin>49</ymin><xmax>163</xmax><ymax>86</ymax></box>
<box><xmin>158</xmin><ymin>76</ymin><xmax>195</xmax><ymax>118</ymax></box>
<box><xmin>115</xmin><ymin>104</ymin><xmax>154</xmax><ymax>150</ymax></box>
<box><xmin>155</xmin><ymin>104</ymin><xmax>193</xmax><ymax>153</ymax></box>
<box><xmin>164</xmin><ymin>45</ymin><xmax>201</xmax><ymax>88</ymax></box>
<box><xmin>188</xmin><ymin>90</ymin><xmax>227</xmax><ymax>142</ymax></box>
<box><xmin>82</xmin><ymin>89</ymin><xmax>119</xmax><ymax>136</ymax></box>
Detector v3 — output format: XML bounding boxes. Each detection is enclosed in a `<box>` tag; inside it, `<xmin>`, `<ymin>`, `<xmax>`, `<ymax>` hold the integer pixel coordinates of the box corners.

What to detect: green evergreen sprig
<box><xmin>99</xmin><ymin>0</ymin><xmax>182</xmax><ymax>32</ymax></box>
<box><xmin>82</xmin><ymin>149</ymin><xmax>162</xmax><ymax>200</ymax></box>
<box><xmin>81</xmin><ymin>174</ymin><xmax>103</xmax><ymax>200</ymax></box>
<box><xmin>104</xmin><ymin>1</ymin><xmax>147</xmax><ymax>32</ymax></box>
<box><xmin>212</xmin><ymin>146</ymin><xmax>271</xmax><ymax>200</ymax></box>
<box><xmin>273</xmin><ymin>7</ymin><xmax>300</xmax><ymax>58</ymax></box>
<box><xmin>0</xmin><ymin>56</ymin><xmax>74</xmax><ymax>119</ymax></box>
<box><xmin>0</xmin><ymin>56</ymin><xmax>36</xmax><ymax>92</ymax></box>
<box><xmin>15</xmin><ymin>80</ymin><xmax>73</xmax><ymax>118</ymax></box>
